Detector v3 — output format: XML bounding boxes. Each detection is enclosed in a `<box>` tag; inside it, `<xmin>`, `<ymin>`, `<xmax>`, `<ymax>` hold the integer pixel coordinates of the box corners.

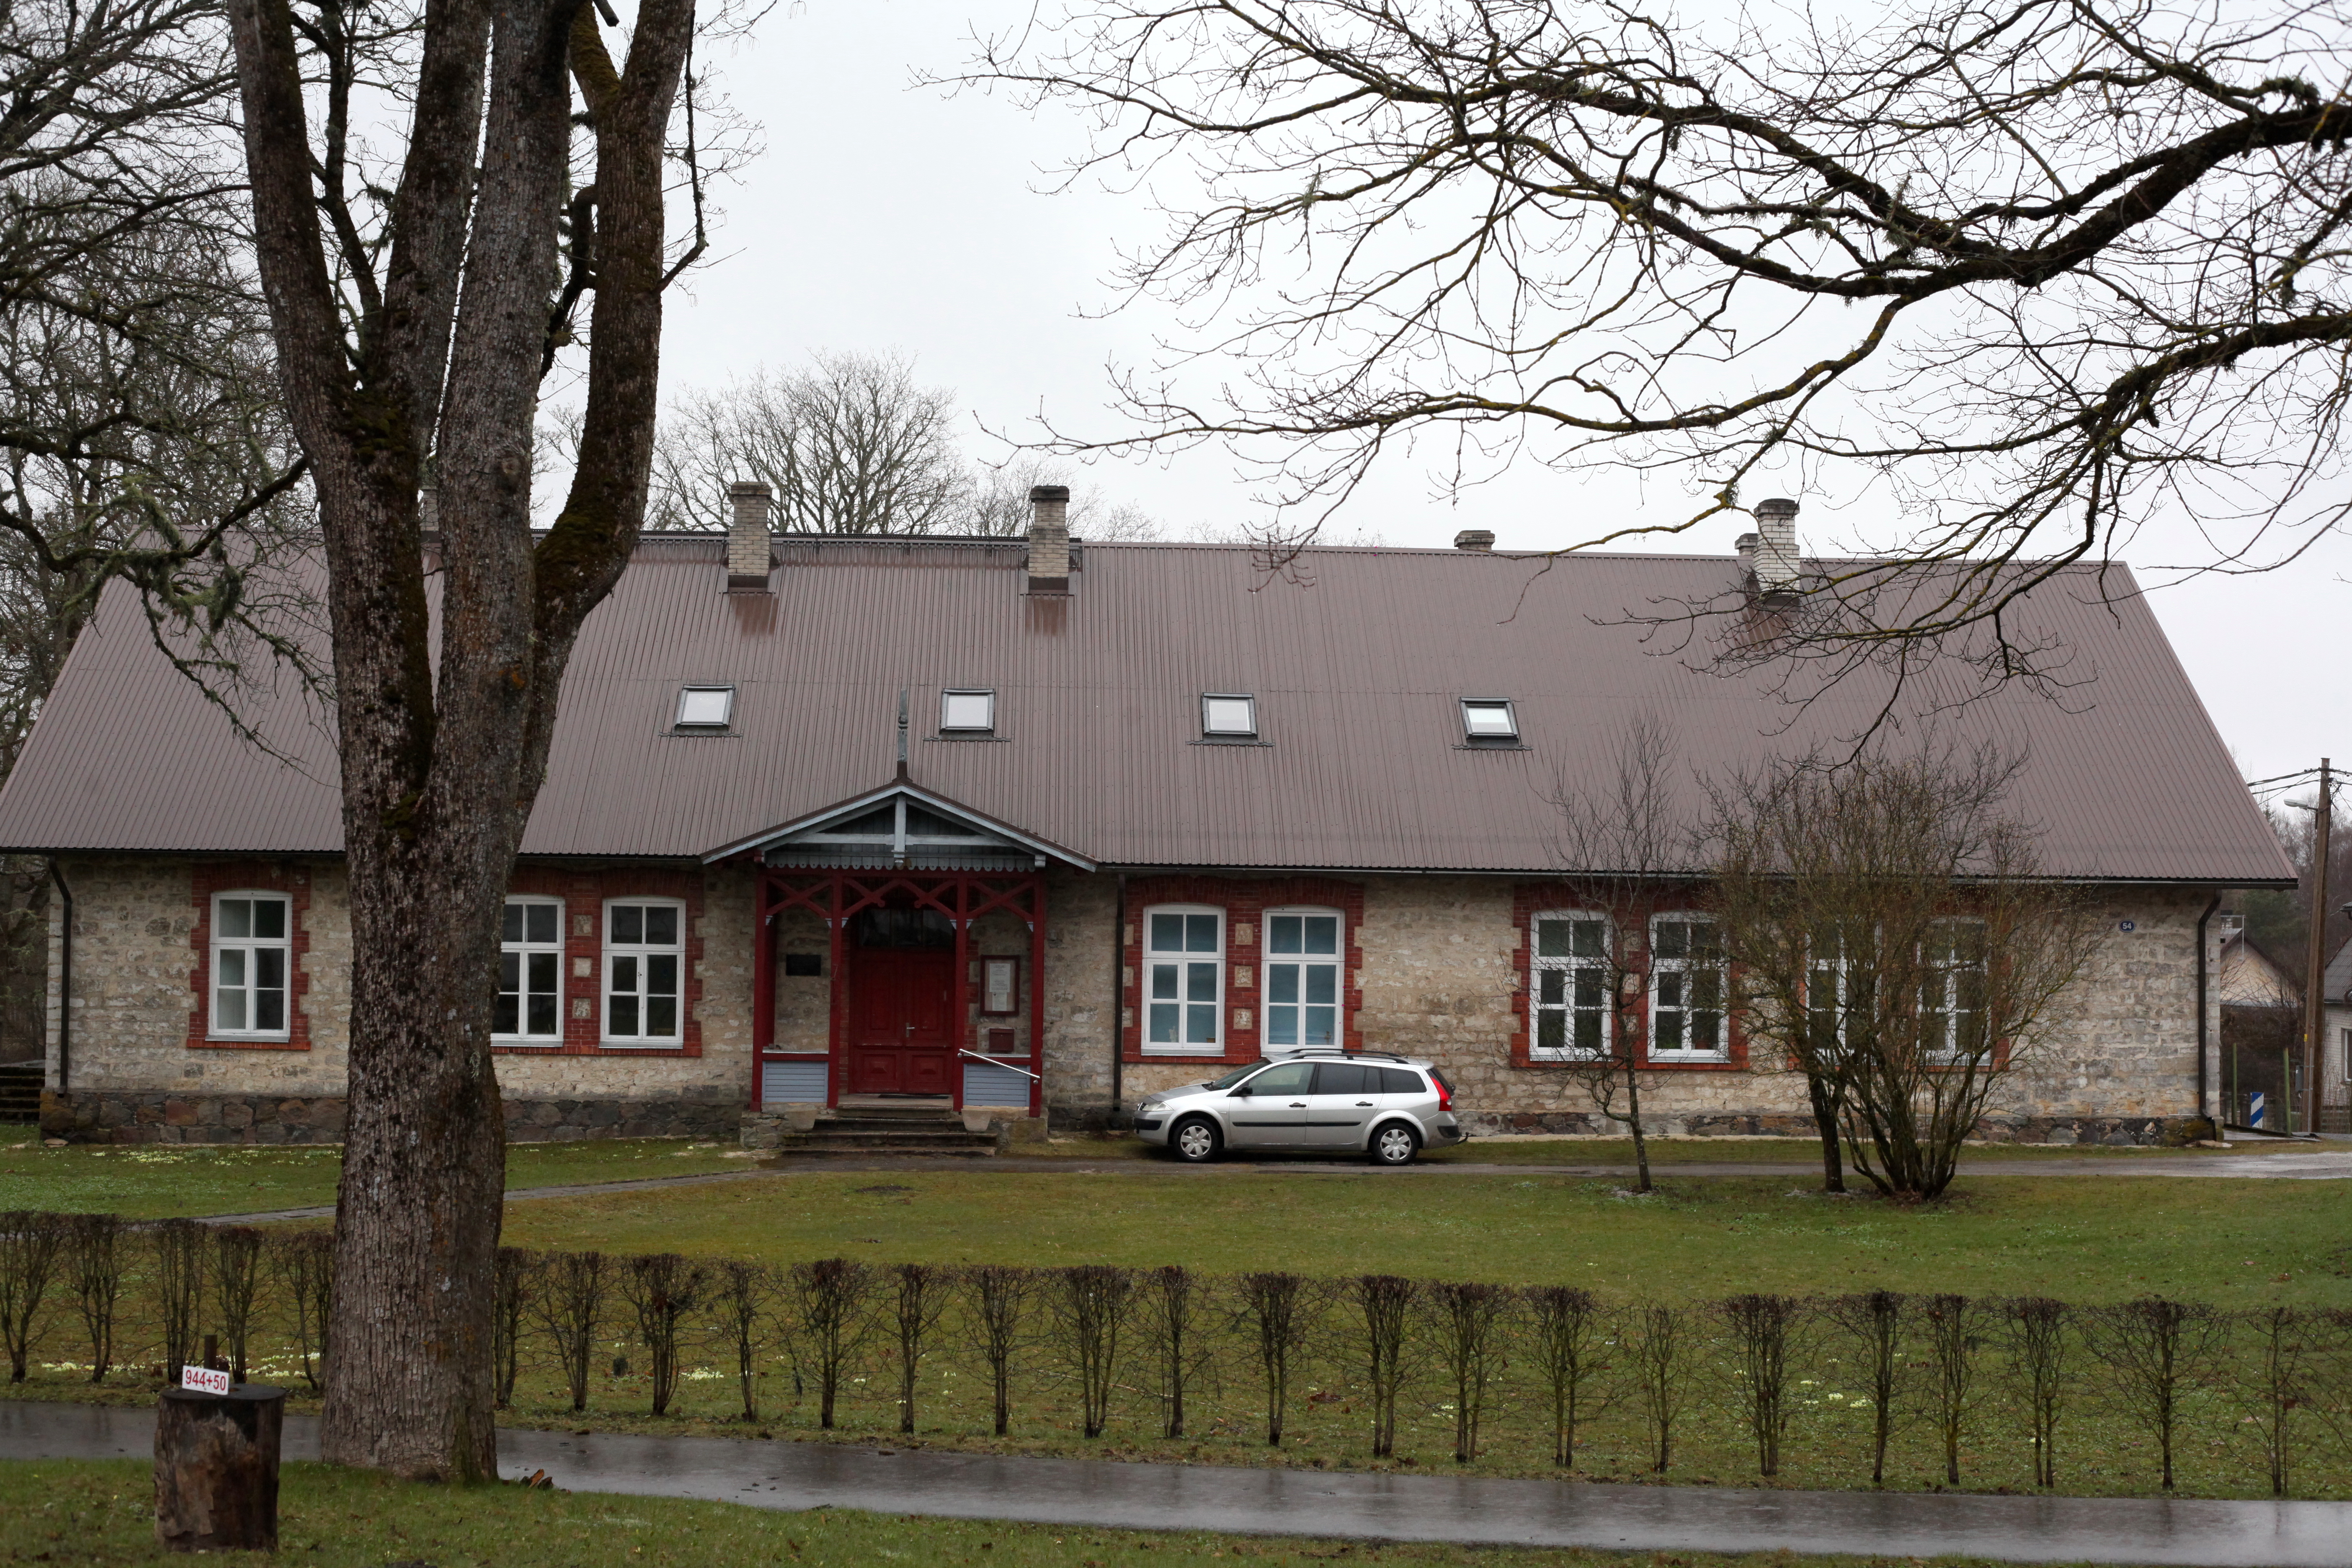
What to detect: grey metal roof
<box><xmin>0</xmin><ymin>534</ymin><xmax>2294</xmax><ymax>883</ymax></box>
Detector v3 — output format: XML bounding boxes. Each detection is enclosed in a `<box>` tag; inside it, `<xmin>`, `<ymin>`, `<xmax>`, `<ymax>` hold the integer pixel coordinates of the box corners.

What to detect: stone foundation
<box><xmin>1459</xmin><ymin>1108</ymin><xmax>2213</xmax><ymax>1147</ymax></box>
<box><xmin>39</xmin><ymin>1088</ymin><xmax>742</xmax><ymax>1145</ymax></box>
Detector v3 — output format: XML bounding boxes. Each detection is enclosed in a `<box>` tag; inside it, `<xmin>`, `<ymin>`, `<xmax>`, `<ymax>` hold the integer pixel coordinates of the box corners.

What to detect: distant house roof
<box><xmin>2326</xmin><ymin>936</ymin><xmax>2352</xmax><ymax>1006</ymax></box>
<box><xmin>2219</xmin><ymin>930</ymin><xmax>2303</xmax><ymax>1008</ymax></box>
<box><xmin>0</xmin><ymin>534</ymin><xmax>2296</xmax><ymax>882</ymax></box>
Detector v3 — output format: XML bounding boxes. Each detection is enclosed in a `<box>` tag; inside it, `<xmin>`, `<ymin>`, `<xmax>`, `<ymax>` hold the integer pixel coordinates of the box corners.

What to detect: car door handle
<box><xmin>1354</xmin><ymin>1101</ymin><xmax>1374</xmax><ymax>1107</ymax></box>
<box><xmin>1288</xmin><ymin>1102</ymin><xmax>1308</xmax><ymax>1108</ymax></box>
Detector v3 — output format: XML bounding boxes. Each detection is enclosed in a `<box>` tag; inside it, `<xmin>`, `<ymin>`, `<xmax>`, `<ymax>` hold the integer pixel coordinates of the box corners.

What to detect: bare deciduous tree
<box><xmin>223</xmin><ymin>0</ymin><xmax>712</xmax><ymax>1477</ymax></box>
<box><xmin>1545</xmin><ymin>717</ymin><xmax>1708</xmax><ymax>1193</ymax></box>
<box><xmin>633</xmin><ymin>356</ymin><xmax>1163</xmax><ymax>539</ymax></box>
<box><xmin>1714</xmin><ymin>746</ymin><xmax>2099</xmax><ymax>1199</ymax></box>
<box><xmin>971</xmin><ymin>0</ymin><xmax>2352</xmax><ymax>686</ymax></box>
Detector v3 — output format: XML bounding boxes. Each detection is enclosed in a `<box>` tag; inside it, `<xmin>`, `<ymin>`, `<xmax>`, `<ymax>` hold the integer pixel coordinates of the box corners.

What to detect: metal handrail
<box><xmin>957</xmin><ymin>1048</ymin><xmax>1040</xmax><ymax>1082</ymax></box>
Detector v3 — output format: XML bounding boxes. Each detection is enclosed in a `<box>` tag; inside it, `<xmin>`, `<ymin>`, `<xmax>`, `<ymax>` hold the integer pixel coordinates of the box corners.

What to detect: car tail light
<box><xmin>1430</xmin><ymin>1069</ymin><xmax>1452</xmax><ymax>1111</ymax></box>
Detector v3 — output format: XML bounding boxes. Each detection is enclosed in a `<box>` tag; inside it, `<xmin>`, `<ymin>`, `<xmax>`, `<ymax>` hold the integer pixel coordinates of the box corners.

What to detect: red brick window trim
<box><xmin>188</xmin><ymin>863</ymin><xmax>313</xmax><ymax>1052</ymax></box>
<box><xmin>490</xmin><ymin>867</ymin><xmax>704</xmax><ymax>1058</ymax></box>
<box><xmin>1509</xmin><ymin>882</ymin><xmax>1748</xmax><ymax>1072</ymax></box>
<box><xmin>1121</xmin><ymin>876</ymin><xmax>1366</xmax><ymax>1065</ymax></box>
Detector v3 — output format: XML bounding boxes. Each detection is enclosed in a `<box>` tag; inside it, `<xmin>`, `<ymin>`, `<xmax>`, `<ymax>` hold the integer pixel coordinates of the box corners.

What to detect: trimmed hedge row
<box><xmin>3</xmin><ymin>1211</ymin><xmax>2347</xmax><ymax>1496</ymax></box>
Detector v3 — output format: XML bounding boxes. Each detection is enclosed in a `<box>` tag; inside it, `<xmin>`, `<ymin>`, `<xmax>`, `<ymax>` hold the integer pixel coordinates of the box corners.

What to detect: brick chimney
<box><xmin>1453</xmin><ymin>529</ymin><xmax>1496</xmax><ymax>552</ymax></box>
<box><xmin>1026</xmin><ymin>485</ymin><xmax>1071</xmax><ymax>594</ymax></box>
<box><xmin>726</xmin><ymin>481</ymin><xmax>773</xmax><ymax>592</ymax></box>
<box><xmin>1751</xmin><ymin>498</ymin><xmax>1801</xmax><ymax>602</ymax></box>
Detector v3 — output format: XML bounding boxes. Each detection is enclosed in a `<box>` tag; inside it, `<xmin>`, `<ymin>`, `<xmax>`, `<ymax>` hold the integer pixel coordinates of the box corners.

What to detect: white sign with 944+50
<box><xmin>180</xmin><ymin>1366</ymin><xmax>231</xmax><ymax>1396</ymax></box>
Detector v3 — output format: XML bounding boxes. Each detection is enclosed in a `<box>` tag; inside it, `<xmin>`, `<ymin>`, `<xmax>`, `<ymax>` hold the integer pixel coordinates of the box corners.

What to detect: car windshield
<box><xmin>1201</xmin><ymin>1061</ymin><xmax>1269</xmax><ymax>1091</ymax></box>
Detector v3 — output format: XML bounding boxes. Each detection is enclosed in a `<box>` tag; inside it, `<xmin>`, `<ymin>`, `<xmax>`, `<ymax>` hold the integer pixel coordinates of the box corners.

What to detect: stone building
<box><xmin>0</xmin><ymin>489</ymin><xmax>2292</xmax><ymax>1146</ymax></box>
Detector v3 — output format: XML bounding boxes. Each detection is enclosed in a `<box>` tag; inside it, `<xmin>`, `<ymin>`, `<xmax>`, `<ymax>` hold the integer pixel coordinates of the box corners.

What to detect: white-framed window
<box><xmin>941</xmin><ymin>689</ymin><xmax>995</xmax><ymax>734</ymax></box>
<box><xmin>495</xmin><ymin>897</ymin><xmax>564</xmax><ymax>1040</ymax></box>
<box><xmin>1143</xmin><ymin>904</ymin><xmax>1222</xmax><ymax>1053</ymax></box>
<box><xmin>1920</xmin><ymin>920</ymin><xmax>1988</xmax><ymax>1063</ymax></box>
<box><xmin>1264</xmin><ymin>908</ymin><xmax>1342</xmax><ymax>1048</ymax></box>
<box><xmin>1200</xmin><ymin>694</ymin><xmax>1257</xmax><ymax>738</ymax></box>
<box><xmin>1805</xmin><ymin>924</ymin><xmax>1853</xmax><ymax>1059</ymax></box>
<box><xmin>1531</xmin><ymin>913</ymin><xmax>1609</xmax><ymax>1058</ymax></box>
<box><xmin>674</xmin><ymin>686</ymin><xmax>734</xmax><ymax>730</ymax></box>
<box><xmin>1650</xmin><ymin>916</ymin><xmax>1726</xmax><ymax>1057</ymax></box>
<box><xmin>1460</xmin><ymin>698</ymin><xmax>1519</xmax><ymax>743</ymax></box>
<box><xmin>604</xmin><ymin>899</ymin><xmax>685</xmax><ymax>1045</ymax></box>
<box><xmin>210</xmin><ymin>892</ymin><xmax>292</xmax><ymax>1039</ymax></box>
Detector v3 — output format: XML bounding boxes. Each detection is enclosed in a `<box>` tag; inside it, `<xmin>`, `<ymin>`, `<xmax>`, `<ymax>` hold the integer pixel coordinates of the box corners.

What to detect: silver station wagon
<box><xmin>1132</xmin><ymin>1050</ymin><xmax>1467</xmax><ymax>1165</ymax></box>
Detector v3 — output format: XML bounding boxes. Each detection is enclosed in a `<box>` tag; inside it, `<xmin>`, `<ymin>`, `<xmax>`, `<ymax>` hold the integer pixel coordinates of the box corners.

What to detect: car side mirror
<box><xmin>1228</xmin><ymin>1084</ymin><xmax>1251</xmax><ymax>1097</ymax></box>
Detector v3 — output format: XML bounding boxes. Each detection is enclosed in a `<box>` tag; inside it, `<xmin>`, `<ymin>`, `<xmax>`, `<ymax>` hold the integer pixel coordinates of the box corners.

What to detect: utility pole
<box><xmin>2302</xmin><ymin>758</ymin><xmax>2333</xmax><ymax>1137</ymax></box>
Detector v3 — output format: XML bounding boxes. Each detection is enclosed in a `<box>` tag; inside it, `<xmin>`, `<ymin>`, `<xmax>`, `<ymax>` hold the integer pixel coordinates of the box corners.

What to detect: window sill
<box><xmin>1640</xmin><ymin>1054</ymin><xmax>1741</xmax><ymax>1070</ymax></box>
<box><xmin>1136</xmin><ymin>1048</ymin><xmax>1229</xmax><ymax>1061</ymax></box>
<box><xmin>928</xmin><ymin>734</ymin><xmax>1010</xmax><ymax>743</ymax></box>
<box><xmin>1190</xmin><ymin>738</ymin><xmax>1270</xmax><ymax>747</ymax></box>
<box><xmin>1455</xmin><ymin>742</ymin><xmax>1532</xmax><ymax>751</ymax></box>
<box><xmin>198</xmin><ymin>1036</ymin><xmax>305</xmax><ymax>1051</ymax></box>
<box><xmin>600</xmin><ymin>1040</ymin><xmax>689</xmax><ymax>1051</ymax></box>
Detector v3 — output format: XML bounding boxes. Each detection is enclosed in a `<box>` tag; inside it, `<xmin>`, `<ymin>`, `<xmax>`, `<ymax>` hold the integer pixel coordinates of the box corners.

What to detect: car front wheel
<box><xmin>1171</xmin><ymin>1116</ymin><xmax>1222</xmax><ymax>1163</ymax></box>
<box><xmin>1369</xmin><ymin>1124</ymin><xmax>1419</xmax><ymax>1166</ymax></box>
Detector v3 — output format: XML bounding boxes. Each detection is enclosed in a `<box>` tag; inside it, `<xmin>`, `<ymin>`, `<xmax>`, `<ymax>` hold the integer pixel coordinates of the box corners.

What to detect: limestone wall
<box><xmin>40</xmin><ymin>856</ymin><xmax>2214</xmax><ymax>1145</ymax></box>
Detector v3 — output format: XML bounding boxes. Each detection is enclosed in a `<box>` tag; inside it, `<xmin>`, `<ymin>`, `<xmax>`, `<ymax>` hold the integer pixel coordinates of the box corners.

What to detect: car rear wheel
<box><xmin>1171</xmin><ymin>1116</ymin><xmax>1222</xmax><ymax>1163</ymax></box>
<box><xmin>1369</xmin><ymin>1123</ymin><xmax>1419</xmax><ymax>1166</ymax></box>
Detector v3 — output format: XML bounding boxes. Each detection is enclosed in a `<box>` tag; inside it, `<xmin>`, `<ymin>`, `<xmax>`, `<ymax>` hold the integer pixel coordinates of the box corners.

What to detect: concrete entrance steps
<box><xmin>763</xmin><ymin>1095</ymin><xmax>998</xmax><ymax>1159</ymax></box>
<box><xmin>0</xmin><ymin>1062</ymin><xmax>41</xmax><ymax>1125</ymax></box>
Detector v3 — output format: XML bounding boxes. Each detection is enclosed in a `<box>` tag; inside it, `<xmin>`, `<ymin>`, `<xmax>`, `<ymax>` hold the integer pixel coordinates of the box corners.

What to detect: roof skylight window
<box><xmin>674</xmin><ymin>686</ymin><xmax>735</xmax><ymax>730</ymax></box>
<box><xmin>1200</xmin><ymin>694</ymin><xmax>1258</xmax><ymax>739</ymax></box>
<box><xmin>941</xmin><ymin>689</ymin><xmax>996</xmax><ymax>734</ymax></box>
<box><xmin>1460</xmin><ymin>699</ymin><xmax>1518</xmax><ymax>743</ymax></box>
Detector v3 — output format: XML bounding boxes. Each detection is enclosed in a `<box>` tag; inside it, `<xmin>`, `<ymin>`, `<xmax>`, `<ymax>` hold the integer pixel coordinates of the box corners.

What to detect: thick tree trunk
<box><xmin>225</xmin><ymin>0</ymin><xmax>693</xmax><ymax>1480</ymax></box>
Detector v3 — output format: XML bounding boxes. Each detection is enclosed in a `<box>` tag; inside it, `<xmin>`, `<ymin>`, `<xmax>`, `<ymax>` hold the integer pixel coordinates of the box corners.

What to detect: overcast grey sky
<box><xmin>650</xmin><ymin>0</ymin><xmax>2347</xmax><ymax>794</ymax></box>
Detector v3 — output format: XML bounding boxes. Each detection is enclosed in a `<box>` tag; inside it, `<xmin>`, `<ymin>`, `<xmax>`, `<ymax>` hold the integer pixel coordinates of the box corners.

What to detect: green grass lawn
<box><xmin>3</xmin><ymin>1165</ymin><xmax>2349</xmax><ymax>1502</ymax></box>
<box><xmin>0</xmin><ymin>1459</ymin><xmax>2095</xmax><ymax>1568</ymax></box>
<box><xmin>0</xmin><ymin>1137</ymin><xmax>751</xmax><ymax>1218</ymax></box>
<box><xmin>1017</xmin><ymin>1132</ymin><xmax>2315</xmax><ymax>1165</ymax></box>
<box><xmin>495</xmin><ymin>1167</ymin><xmax>2352</xmax><ymax>1305</ymax></box>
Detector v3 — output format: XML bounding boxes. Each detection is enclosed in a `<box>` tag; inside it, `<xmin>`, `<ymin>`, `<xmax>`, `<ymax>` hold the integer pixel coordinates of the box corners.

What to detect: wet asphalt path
<box><xmin>186</xmin><ymin>1147</ymin><xmax>2352</xmax><ymax>1225</ymax></box>
<box><xmin>6</xmin><ymin>1399</ymin><xmax>2349</xmax><ymax>1565</ymax></box>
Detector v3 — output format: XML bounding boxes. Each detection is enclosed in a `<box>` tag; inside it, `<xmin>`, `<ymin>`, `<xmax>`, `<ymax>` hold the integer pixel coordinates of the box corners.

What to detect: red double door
<box><xmin>847</xmin><ymin>946</ymin><xmax>956</xmax><ymax>1096</ymax></box>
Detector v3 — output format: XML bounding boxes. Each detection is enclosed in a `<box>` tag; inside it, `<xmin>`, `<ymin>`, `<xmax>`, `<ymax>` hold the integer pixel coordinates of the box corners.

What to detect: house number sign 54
<box><xmin>2118</xmin><ymin>920</ymin><xmax>2136</xmax><ymax>932</ymax></box>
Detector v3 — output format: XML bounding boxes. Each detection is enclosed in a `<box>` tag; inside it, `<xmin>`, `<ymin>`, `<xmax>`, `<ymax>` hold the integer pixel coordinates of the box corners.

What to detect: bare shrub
<box><xmin>210</xmin><ymin>1227</ymin><xmax>264</xmax><ymax>1383</ymax></box>
<box><xmin>1720</xmin><ymin>1293</ymin><xmax>1803</xmax><ymax>1478</ymax></box>
<box><xmin>1051</xmin><ymin>1265</ymin><xmax>1135</xmax><ymax>1440</ymax></box>
<box><xmin>622</xmin><ymin>1253</ymin><xmax>710</xmax><ymax>1417</ymax></box>
<box><xmin>273</xmin><ymin>1231</ymin><xmax>335</xmax><ymax>1395</ymax></box>
<box><xmin>1351</xmin><ymin>1274</ymin><xmax>1417</xmax><ymax>1459</ymax></box>
<box><xmin>152</xmin><ymin>1218</ymin><xmax>206</xmax><ymax>1381</ymax></box>
<box><xmin>2002</xmin><ymin>1296</ymin><xmax>2068</xmax><ymax>1488</ymax></box>
<box><xmin>967</xmin><ymin>1264</ymin><xmax>1032</xmax><ymax>1438</ymax></box>
<box><xmin>1825</xmin><ymin>1290</ymin><xmax>1905</xmax><ymax>1484</ymax></box>
<box><xmin>1139</xmin><ymin>1264</ymin><xmax>1208</xmax><ymax>1440</ymax></box>
<box><xmin>1425</xmin><ymin>1281</ymin><xmax>1509</xmax><ymax>1463</ymax></box>
<box><xmin>1237</xmin><ymin>1271</ymin><xmax>1318</xmax><ymax>1447</ymax></box>
<box><xmin>66</xmin><ymin>1215</ymin><xmax>125</xmax><ymax>1385</ymax></box>
<box><xmin>532</xmin><ymin>1251</ymin><xmax>608</xmax><ymax>1413</ymax></box>
<box><xmin>1628</xmin><ymin>1301</ymin><xmax>1690</xmax><ymax>1473</ymax></box>
<box><xmin>1921</xmin><ymin>1293</ymin><xmax>1981</xmax><ymax>1485</ymax></box>
<box><xmin>2086</xmin><ymin>1296</ymin><xmax>2228</xmax><ymax>1492</ymax></box>
<box><xmin>0</xmin><ymin>1211</ymin><xmax>67</xmax><ymax>1382</ymax></box>
<box><xmin>889</xmin><ymin>1263</ymin><xmax>955</xmax><ymax>1436</ymax></box>
<box><xmin>490</xmin><ymin>1247</ymin><xmax>536</xmax><ymax>1410</ymax></box>
<box><xmin>2230</xmin><ymin>1306</ymin><xmax>2316</xmax><ymax>1498</ymax></box>
<box><xmin>788</xmin><ymin>1258</ymin><xmax>875</xmax><ymax>1431</ymax></box>
<box><xmin>1523</xmin><ymin>1285</ymin><xmax>1609</xmax><ymax>1470</ymax></box>
<box><xmin>713</xmin><ymin>1259</ymin><xmax>776</xmax><ymax>1423</ymax></box>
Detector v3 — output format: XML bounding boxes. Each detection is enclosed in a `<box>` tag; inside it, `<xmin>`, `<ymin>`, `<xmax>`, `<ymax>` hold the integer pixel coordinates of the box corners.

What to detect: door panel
<box><xmin>1304</xmin><ymin>1061</ymin><xmax>1377</xmax><ymax>1146</ymax></box>
<box><xmin>849</xmin><ymin>948</ymin><xmax>956</xmax><ymax>1095</ymax></box>
<box><xmin>1225</xmin><ymin>1061</ymin><xmax>1317</xmax><ymax>1148</ymax></box>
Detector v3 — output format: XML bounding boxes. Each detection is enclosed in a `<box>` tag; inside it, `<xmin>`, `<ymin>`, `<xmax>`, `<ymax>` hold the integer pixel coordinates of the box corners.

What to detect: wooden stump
<box><xmin>154</xmin><ymin>1385</ymin><xmax>286</xmax><ymax>1552</ymax></box>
